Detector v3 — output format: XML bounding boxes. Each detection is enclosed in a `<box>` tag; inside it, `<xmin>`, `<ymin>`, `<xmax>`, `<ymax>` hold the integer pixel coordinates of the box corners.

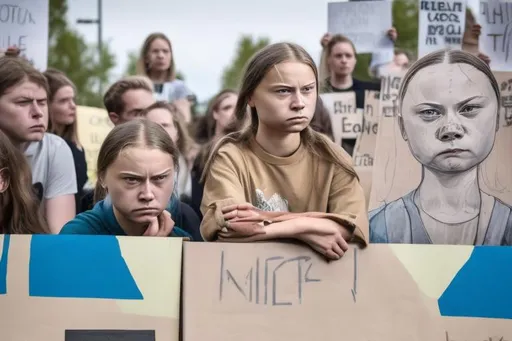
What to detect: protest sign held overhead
<box><xmin>0</xmin><ymin>1</ymin><xmax>49</xmax><ymax>70</ymax></box>
<box><xmin>479</xmin><ymin>0</ymin><xmax>512</xmax><ymax>71</ymax></box>
<box><xmin>327</xmin><ymin>1</ymin><xmax>394</xmax><ymax>54</ymax></box>
<box><xmin>418</xmin><ymin>0</ymin><xmax>466</xmax><ymax>57</ymax></box>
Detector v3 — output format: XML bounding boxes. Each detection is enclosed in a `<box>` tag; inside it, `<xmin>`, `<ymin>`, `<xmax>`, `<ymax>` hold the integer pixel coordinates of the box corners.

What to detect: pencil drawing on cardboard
<box><xmin>369</xmin><ymin>49</ymin><xmax>512</xmax><ymax>245</ymax></box>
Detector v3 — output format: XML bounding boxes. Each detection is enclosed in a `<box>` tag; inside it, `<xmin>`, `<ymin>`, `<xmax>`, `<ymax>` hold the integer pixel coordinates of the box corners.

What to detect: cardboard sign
<box><xmin>0</xmin><ymin>1</ymin><xmax>49</xmax><ymax>70</ymax></box>
<box><xmin>0</xmin><ymin>235</ymin><xmax>182</xmax><ymax>340</ymax></box>
<box><xmin>479</xmin><ymin>0</ymin><xmax>512</xmax><ymax>71</ymax></box>
<box><xmin>354</xmin><ymin>90</ymin><xmax>381</xmax><ymax>208</ymax></box>
<box><xmin>418</xmin><ymin>0</ymin><xmax>466</xmax><ymax>58</ymax></box>
<box><xmin>496</xmin><ymin>72</ymin><xmax>512</xmax><ymax>126</ymax></box>
<box><xmin>76</xmin><ymin>106</ymin><xmax>114</xmax><ymax>185</ymax></box>
<box><xmin>320</xmin><ymin>92</ymin><xmax>363</xmax><ymax>141</ymax></box>
<box><xmin>369</xmin><ymin>67</ymin><xmax>512</xmax><ymax>245</ymax></box>
<box><xmin>182</xmin><ymin>242</ymin><xmax>512</xmax><ymax>341</ymax></box>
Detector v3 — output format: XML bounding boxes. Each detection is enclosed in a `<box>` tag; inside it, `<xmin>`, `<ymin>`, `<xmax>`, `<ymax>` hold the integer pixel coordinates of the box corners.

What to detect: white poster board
<box><xmin>479</xmin><ymin>0</ymin><xmax>512</xmax><ymax>71</ymax></box>
<box><xmin>418</xmin><ymin>0</ymin><xmax>466</xmax><ymax>57</ymax></box>
<box><xmin>327</xmin><ymin>1</ymin><xmax>394</xmax><ymax>54</ymax></box>
<box><xmin>0</xmin><ymin>1</ymin><xmax>49</xmax><ymax>70</ymax></box>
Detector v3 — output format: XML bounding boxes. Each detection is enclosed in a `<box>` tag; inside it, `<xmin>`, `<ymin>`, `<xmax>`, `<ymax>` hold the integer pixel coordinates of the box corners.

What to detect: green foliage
<box><xmin>221</xmin><ymin>35</ymin><xmax>270</xmax><ymax>90</ymax></box>
<box><xmin>353</xmin><ymin>0</ymin><xmax>419</xmax><ymax>81</ymax></box>
<box><xmin>47</xmin><ymin>0</ymin><xmax>116</xmax><ymax>108</ymax></box>
<box><xmin>393</xmin><ymin>0</ymin><xmax>419</xmax><ymax>58</ymax></box>
<box><xmin>124</xmin><ymin>50</ymin><xmax>138</xmax><ymax>76</ymax></box>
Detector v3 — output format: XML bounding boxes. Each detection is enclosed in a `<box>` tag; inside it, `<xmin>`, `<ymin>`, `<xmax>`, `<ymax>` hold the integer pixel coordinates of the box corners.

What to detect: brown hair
<box><xmin>201</xmin><ymin>42</ymin><xmax>357</xmax><ymax>182</ymax></box>
<box><xmin>0</xmin><ymin>130</ymin><xmax>48</xmax><ymax>234</ymax></box>
<box><xmin>194</xmin><ymin>89</ymin><xmax>238</xmax><ymax>143</ymax></box>
<box><xmin>139</xmin><ymin>101</ymin><xmax>198</xmax><ymax>163</ymax></box>
<box><xmin>0</xmin><ymin>56</ymin><xmax>49</xmax><ymax>99</ymax></box>
<box><xmin>310</xmin><ymin>96</ymin><xmax>334</xmax><ymax>141</ymax></box>
<box><xmin>136</xmin><ymin>33</ymin><xmax>176</xmax><ymax>82</ymax></box>
<box><xmin>43</xmin><ymin>68</ymin><xmax>81</xmax><ymax>146</ymax></box>
<box><xmin>103</xmin><ymin>76</ymin><xmax>153</xmax><ymax>115</ymax></box>
<box><xmin>319</xmin><ymin>34</ymin><xmax>357</xmax><ymax>88</ymax></box>
<box><xmin>94</xmin><ymin>119</ymin><xmax>180</xmax><ymax>203</ymax></box>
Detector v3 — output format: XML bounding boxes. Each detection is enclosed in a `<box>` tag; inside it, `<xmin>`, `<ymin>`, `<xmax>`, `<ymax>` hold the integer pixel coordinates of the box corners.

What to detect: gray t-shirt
<box><xmin>24</xmin><ymin>133</ymin><xmax>77</xmax><ymax>202</ymax></box>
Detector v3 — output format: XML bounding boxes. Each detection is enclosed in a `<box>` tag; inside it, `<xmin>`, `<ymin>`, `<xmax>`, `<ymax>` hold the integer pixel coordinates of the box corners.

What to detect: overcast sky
<box><xmin>67</xmin><ymin>0</ymin><xmax>341</xmax><ymax>102</ymax></box>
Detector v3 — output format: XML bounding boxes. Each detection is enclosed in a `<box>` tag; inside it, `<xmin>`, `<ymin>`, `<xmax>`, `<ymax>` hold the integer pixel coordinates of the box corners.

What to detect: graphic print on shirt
<box><xmin>32</xmin><ymin>182</ymin><xmax>43</xmax><ymax>203</ymax></box>
<box><xmin>255</xmin><ymin>189</ymin><xmax>289</xmax><ymax>212</ymax></box>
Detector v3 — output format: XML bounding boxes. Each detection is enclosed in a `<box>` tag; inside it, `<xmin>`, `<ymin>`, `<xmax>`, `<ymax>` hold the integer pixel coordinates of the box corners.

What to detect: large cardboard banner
<box><xmin>0</xmin><ymin>1</ymin><xmax>49</xmax><ymax>70</ymax></box>
<box><xmin>0</xmin><ymin>235</ymin><xmax>182</xmax><ymax>340</ymax></box>
<box><xmin>369</xmin><ymin>67</ymin><xmax>512</xmax><ymax>244</ymax></box>
<box><xmin>182</xmin><ymin>242</ymin><xmax>512</xmax><ymax>341</ymax></box>
<box><xmin>76</xmin><ymin>106</ymin><xmax>114</xmax><ymax>185</ymax></box>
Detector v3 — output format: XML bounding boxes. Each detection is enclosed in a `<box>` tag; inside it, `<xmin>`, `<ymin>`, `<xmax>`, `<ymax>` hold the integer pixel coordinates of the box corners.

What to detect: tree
<box><xmin>124</xmin><ymin>50</ymin><xmax>138</xmax><ymax>76</ymax></box>
<box><xmin>221</xmin><ymin>35</ymin><xmax>270</xmax><ymax>90</ymax></box>
<box><xmin>392</xmin><ymin>0</ymin><xmax>419</xmax><ymax>57</ymax></box>
<box><xmin>48</xmin><ymin>0</ymin><xmax>116</xmax><ymax>108</ymax></box>
<box><xmin>352</xmin><ymin>0</ymin><xmax>419</xmax><ymax>81</ymax></box>
<box><xmin>124</xmin><ymin>50</ymin><xmax>186</xmax><ymax>81</ymax></box>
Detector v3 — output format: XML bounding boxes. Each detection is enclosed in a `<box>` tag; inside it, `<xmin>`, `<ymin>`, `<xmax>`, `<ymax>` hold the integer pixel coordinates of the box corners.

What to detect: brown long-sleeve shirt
<box><xmin>200</xmin><ymin>136</ymin><xmax>369</xmax><ymax>244</ymax></box>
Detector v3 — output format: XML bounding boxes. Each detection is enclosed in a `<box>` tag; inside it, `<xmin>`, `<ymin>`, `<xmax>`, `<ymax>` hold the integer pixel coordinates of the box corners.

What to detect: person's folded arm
<box><xmin>200</xmin><ymin>147</ymin><xmax>248</xmax><ymax>241</ymax></box>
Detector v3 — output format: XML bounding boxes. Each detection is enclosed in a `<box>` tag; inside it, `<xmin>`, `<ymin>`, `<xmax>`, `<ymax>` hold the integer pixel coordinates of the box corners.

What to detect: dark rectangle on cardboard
<box><xmin>65</xmin><ymin>330</ymin><xmax>155</xmax><ymax>341</ymax></box>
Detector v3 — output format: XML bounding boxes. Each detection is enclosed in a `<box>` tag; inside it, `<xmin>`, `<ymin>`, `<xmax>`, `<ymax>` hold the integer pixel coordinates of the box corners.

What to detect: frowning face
<box><xmin>399</xmin><ymin>62</ymin><xmax>498</xmax><ymax>173</ymax></box>
<box><xmin>102</xmin><ymin>146</ymin><xmax>175</xmax><ymax>227</ymax></box>
<box><xmin>0</xmin><ymin>80</ymin><xmax>48</xmax><ymax>145</ymax></box>
<box><xmin>248</xmin><ymin>61</ymin><xmax>317</xmax><ymax>134</ymax></box>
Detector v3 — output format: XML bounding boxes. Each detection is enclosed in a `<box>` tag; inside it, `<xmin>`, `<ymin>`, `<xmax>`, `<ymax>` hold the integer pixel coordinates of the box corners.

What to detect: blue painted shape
<box><xmin>0</xmin><ymin>235</ymin><xmax>10</xmax><ymax>295</ymax></box>
<box><xmin>29</xmin><ymin>235</ymin><xmax>143</xmax><ymax>300</ymax></box>
<box><xmin>438</xmin><ymin>246</ymin><xmax>512</xmax><ymax>319</ymax></box>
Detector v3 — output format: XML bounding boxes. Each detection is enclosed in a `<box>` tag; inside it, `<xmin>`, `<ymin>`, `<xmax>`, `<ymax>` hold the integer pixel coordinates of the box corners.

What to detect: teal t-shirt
<box><xmin>60</xmin><ymin>199</ymin><xmax>191</xmax><ymax>238</ymax></box>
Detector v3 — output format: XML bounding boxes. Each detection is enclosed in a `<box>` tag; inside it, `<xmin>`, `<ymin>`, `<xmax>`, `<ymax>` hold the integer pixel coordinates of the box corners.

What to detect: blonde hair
<box><xmin>136</xmin><ymin>33</ymin><xmax>176</xmax><ymax>82</ymax></box>
<box><xmin>103</xmin><ymin>75</ymin><xmax>153</xmax><ymax>114</ymax></box>
<box><xmin>201</xmin><ymin>42</ymin><xmax>357</xmax><ymax>182</ymax></box>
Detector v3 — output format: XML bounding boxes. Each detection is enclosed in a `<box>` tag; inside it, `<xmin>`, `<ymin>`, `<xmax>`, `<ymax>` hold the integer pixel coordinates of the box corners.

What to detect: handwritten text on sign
<box><xmin>327</xmin><ymin>1</ymin><xmax>393</xmax><ymax>54</ymax></box>
<box><xmin>218</xmin><ymin>250</ymin><xmax>322</xmax><ymax>306</ymax></box>
<box><xmin>479</xmin><ymin>0</ymin><xmax>512</xmax><ymax>71</ymax></box>
<box><xmin>320</xmin><ymin>92</ymin><xmax>364</xmax><ymax>141</ymax></box>
<box><xmin>380</xmin><ymin>73</ymin><xmax>404</xmax><ymax>117</ymax></box>
<box><xmin>418</xmin><ymin>0</ymin><xmax>466</xmax><ymax>57</ymax></box>
<box><xmin>494</xmin><ymin>72</ymin><xmax>512</xmax><ymax>126</ymax></box>
<box><xmin>0</xmin><ymin>2</ymin><xmax>49</xmax><ymax>70</ymax></box>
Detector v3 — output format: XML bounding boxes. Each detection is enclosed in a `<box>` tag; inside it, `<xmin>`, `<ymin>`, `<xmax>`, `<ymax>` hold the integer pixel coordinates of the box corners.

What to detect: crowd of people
<box><xmin>0</xmin><ymin>16</ymin><xmax>504</xmax><ymax>262</ymax></box>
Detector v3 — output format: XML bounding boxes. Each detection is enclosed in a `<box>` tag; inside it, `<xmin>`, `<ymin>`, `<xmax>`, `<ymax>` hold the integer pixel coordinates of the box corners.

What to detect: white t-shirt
<box><xmin>153</xmin><ymin>79</ymin><xmax>191</xmax><ymax>103</ymax></box>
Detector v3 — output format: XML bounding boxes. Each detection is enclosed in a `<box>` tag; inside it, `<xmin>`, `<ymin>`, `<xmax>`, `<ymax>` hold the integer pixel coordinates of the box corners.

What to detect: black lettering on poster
<box><xmin>218</xmin><ymin>250</ymin><xmax>321</xmax><ymax>306</ymax></box>
<box><xmin>421</xmin><ymin>0</ymin><xmax>464</xmax><ymax>47</ymax></box>
<box><xmin>480</xmin><ymin>2</ymin><xmax>512</xmax><ymax>62</ymax></box>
